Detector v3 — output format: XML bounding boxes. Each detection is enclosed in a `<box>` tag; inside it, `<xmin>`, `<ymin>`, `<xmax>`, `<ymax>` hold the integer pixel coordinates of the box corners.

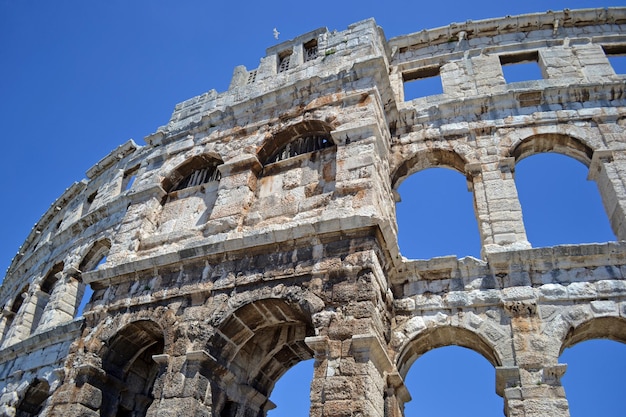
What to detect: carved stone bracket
<box><xmin>351</xmin><ymin>333</ymin><xmax>393</xmax><ymax>376</ymax></box>
<box><xmin>496</xmin><ymin>366</ymin><xmax>521</xmax><ymax>397</ymax></box>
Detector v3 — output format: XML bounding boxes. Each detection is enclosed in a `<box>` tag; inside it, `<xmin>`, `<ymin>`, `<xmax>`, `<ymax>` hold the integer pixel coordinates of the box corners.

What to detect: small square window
<box><xmin>499</xmin><ymin>51</ymin><xmax>542</xmax><ymax>83</ymax></box>
<box><xmin>403</xmin><ymin>66</ymin><xmax>443</xmax><ymax>100</ymax></box>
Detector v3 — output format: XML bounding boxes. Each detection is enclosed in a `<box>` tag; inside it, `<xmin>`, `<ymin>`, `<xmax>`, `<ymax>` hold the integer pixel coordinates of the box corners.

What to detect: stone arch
<box><xmin>39</xmin><ymin>262</ymin><xmax>64</xmax><ymax>295</ymax></box>
<box><xmin>208</xmin><ymin>297</ymin><xmax>318</xmax><ymax>416</ymax></box>
<box><xmin>391</xmin><ymin>147</ymin><xmax>469</xmax><ymax>191</ymax></box>
<box><xmin>31</xmin><ymin>261</ymin><xmax>65</xmax><ymax>333</ymax></box>
<box><xmin>396</xmin><ymin>325</ymin><xmax>503</xmax><ymax>379</ymax></box>
<box><xmin>509</xmin><ymin>132</ymin><xmax>617</xmax><ymax>245</ymax></box>
<box><xmin>73</xmin><ymin>238</ymin><xmax>111</xmax><ymax>318</ymax></box>
<box><xmin>391</xmin><ymin>147</ymin><xmax>481</xmax><ymax>258</ymax></box>
<box><xmin>509</xmin><ymin>132</ymin><xmax>594</xmax><ymax>166</ymax></box>
<box><xmin>256</xmin><ymin>119</ymin><xmax>335</xmax><ymax>166</ymax></box>
<box><xmin>0</xmin><ymin>285</ymin><xmax>29</xmax><ymax>346</ymax></box>
<box><xmin>79</xmin><ymin>238</ymin><xmax>111</xmax><ymax>272</ymax></box>
<box><xmin>161</xmin><ymin>153</ymin><xmax>224</xmax><ymax>194</ymax></box>
<box><xmin>99</xmin><ymin>319</ymin><xmax>165</xmax><ymax>417</ymax></box>
<box><xmin>154</xmin><ymin>153</ymin><xmax>224</xmax><ymax>237</ymax></box>
<box><xmin>15</xmin><ymin>378</ymin><xmax>50</xmax><ymax>416</ymax></box>
<box><xmin>560</xmin><ymin>316</ymin><xmax>626</xmax><ymax>354</ymax></box>
<box><xmin>250</xmin><ymin>119</ymin><xmax>337</xmax><ymax>228</ymax></box>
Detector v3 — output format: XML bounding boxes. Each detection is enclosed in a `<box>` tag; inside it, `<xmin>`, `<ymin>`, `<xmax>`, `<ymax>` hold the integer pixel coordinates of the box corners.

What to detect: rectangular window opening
<box><xmin>123</xmin><ymin>166</ymin><xmax>139</xmax><ymax>191</ymax></box>
<box><xmin>402</xmin><ymin>66</ymin><xmax>443</xmax><ymax>101</ymax></box>
<box><xmin>603</xmin><ymin>44</ymin><xmax>626</xmax><ymax>75</ymax></box>
<box><xmin>499</xmin><ymin>51</ymin><xmax>542</xmax><ymax>83</ymax></box>
<box><xmin>304</xmin><ymin>39</ymin><xmax>318</xmax><ymax>62</ymax></box>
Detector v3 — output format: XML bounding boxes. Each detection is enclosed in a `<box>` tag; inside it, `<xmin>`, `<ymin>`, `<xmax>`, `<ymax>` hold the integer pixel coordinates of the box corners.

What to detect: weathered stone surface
<box><xmin>0</xmin><ymin>7</ymin><xmax>625</xmax><ymax>417</ymax></box>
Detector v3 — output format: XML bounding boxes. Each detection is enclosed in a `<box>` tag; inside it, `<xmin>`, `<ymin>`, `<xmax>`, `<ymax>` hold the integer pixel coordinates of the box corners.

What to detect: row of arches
<box><xmin>0</xmin><ymin>238</ymin><xmax>111</xmax><ymax>348</ymax></box>
<box><xmin>394</xmin><ymin>131</ymin><xmax>619</xmax><ymax>258</ymax></box>
<box><xmin>150</xmin><ymin>122</ymin><xmax>336</xmax><ymax>238</ymax></box>
<box><xmin>396</xmin><ymin>153</ymin><xmax>614</xmax><ymax>259</ymax></box>
<box><xmin>51</xmin><ymin>296</ymin><xmax>626</xmax><ymax>417</ymax></box>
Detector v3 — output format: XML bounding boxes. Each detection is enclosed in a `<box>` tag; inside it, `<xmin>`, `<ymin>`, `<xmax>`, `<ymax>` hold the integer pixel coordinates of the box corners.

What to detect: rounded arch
<box><xmin>208</xmin><ymin>297</ymin><xmax>317</xmax><ymax>398</ymax></box>
<box><xmin>40</xmin><ymin>262</ymin><xmax>64</xmax><ymax>294</ymax></box>
<box><xmin>257</xmin><ymin>119</ymin><xmax>334</xmax><ymax>166</ymax></box>
<box><xmin>15</xmin><ymin>378</ymin><xmax>50</xmax><ymax>416</ymax></box>
<box><xmin>391</xmin><ymin>148</ymin><xmax>469</xmax><ymax>191</ymax></box>
<box><xmin>509</xmin><ymin>132</ymin><xmax>595</xmax><ymax>166</ymax></box>
<box><xmin>161</xmin><ymin>153</ymin><xmax>224</xmax><ymax>193</ymax></box>
<box><xmin>560</xmin><ymin>316</ymin><xmax>626</xmax><ymax>355</ymax></box>
<box><xmin>79</xmin><ymin>238</ymin><xmax>111</xmax><ymax>272</ymax></box>
<box><xmin>396</xmin><ymin>325</ymin><xmax>502</xmax><ymax>379</ymax></box>
<box><xmin>100</xmin><ymin>319</ymin><xmax>165</xmax><ymax>416</ymax></box>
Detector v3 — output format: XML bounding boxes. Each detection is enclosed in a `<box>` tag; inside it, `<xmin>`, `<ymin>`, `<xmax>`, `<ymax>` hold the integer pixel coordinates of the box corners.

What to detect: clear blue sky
<box><xmin>1</xmin><ymin>1</ymin><xmax>624</xmax><ymax>416</ymax></box>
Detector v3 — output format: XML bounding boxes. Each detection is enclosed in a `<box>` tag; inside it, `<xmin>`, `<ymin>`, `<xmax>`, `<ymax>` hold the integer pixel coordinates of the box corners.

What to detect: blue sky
<box><xmin>1</xmin><ymin>1</ymin><xmax>625</xmax><ymax>415</ymax></box>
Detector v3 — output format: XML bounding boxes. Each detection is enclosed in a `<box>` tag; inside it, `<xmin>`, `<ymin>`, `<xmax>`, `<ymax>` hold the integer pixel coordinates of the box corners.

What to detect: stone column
<box><xmin>37</xmin><ymin>270</ymin><xmax>81</xmax><ymax>332</ymax></box>
<box><xmin>147</xmin><ymin>352</ymin><xmax>214</xmax><ymax>416</ymax></box>
<box><xmin>468</xmin><ymin>158</ymin><xmax>531</xmax><ymax>255</ymax></box>
<box><xmin>306</xmin><ymin>334</ymin><xmax>385</xmax><ymax>417</ymax></box>
<box><xmin>2</xmin><ymin>291</ymin><xmax>35</xmax><ymax>346</ymax></box>
<box><xmin>501</xmin><ymin>298</ymin><xmax>570</xmax><ymax>417</ymax></box>
<box><xmin>47</xmin><ymin>364</ymin><xmax>104</xmax><ymax>417</ymax></box>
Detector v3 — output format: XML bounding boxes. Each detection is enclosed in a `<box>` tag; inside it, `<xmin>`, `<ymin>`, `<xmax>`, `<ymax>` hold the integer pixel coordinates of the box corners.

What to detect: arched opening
<box><xmin>251</xmin><ymin>121</ymin><xmax>336</xmax><ymax>227</ymax></box>
<box><xmin>398</xmin><ymin>326</ymin><xmax>502</xmax><ymax>417</ymax></box>
<box><xmin>404</xmin><ymin>346</ymin><xmax>500</xmax><ymax>417</ymax></box>
<box><xmin>559</xmin><ymin>317</ymin><xmax>626</xmax><ymax>416</ymax></box>
<box><xmin>100</xmin><ymin>320</ymin><xmax>165</xmax><ymax>417</ymax></box>
<box><xmin>210</xmin><ymin>299</ymin><xmax>315</xmax><ymax>417</ymax></box>
<box><xmin>267</xmin><ymin>359</ymin><xmax>314</xmax><ymax>417</ymax></box>
<box><xmin>158</xmin><ymin>155</ymin><xmax>223</xmax><ymax>233</ymax></box>
<box><xmin>514</xmin><ymin>153</ymin><xmax>614</xmax><ymax>247</ymax></box>
<box><xmin>76</xmin><ymin>239</ymin><xmax>111</xmax><ymax>317</ymax></box>
<box><xmin>16</xmin><ymin>379</ymin><xmax>50</xmax><ymax>416</ymax></box>
<box><xmin>32</xmin><ymin>262</ymin><xmax>64</xmax><ymax>332</ymax></box>
<box><xmin>0</xmin><ymin>286</ymin><xmax>28</xmax><ymax>344</ymax></box>
<box><xmin>257</xmin><ymin>120</ymin><xmax>334</xmax><ymax>167</ymax></box>
<box><xmin>162</xmin><ymin>155</ymin><xmax>222</xmax><ymax>194</ymax></box>
<box><xmin>395</xmin><ymin>167</ymin><xmax>480</xmax><ymax>259</ymax></box>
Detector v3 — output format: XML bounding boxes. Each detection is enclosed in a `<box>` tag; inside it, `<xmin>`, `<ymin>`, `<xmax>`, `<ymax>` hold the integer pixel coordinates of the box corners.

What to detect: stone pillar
<box><xmin>3</xmin><ymin>291</ymin><xmax>35</xmax><ymax>346</ymax></box>
<box><xmin>501</xmin><ymin>298</ymin><xmax>570</xmax><ymax>417</ymax></box>
<box><xmin>500</xmin><ymin>364</ymin><xmax>569</xmax><ymax>417</ymax></box>
<box><xmin>36</xmin><ymin>271</ymin><xmax>81</xmax><ymax>332</ymax></box>
<box><xmin>306</xmin><ymin>334</ymin><xmax>388</xmax><ymax>417</ymax></box>
<box><xmin>588</xmin><ymin>149</ymin><xmax>626</xmax><ymax>240</ymax></box>
<box><xmin>47</xmin><ymin>364</ymin><xmax>104</xmax><ymax>417</ymax></box>
<box><xmin>468</xmin><ymin>158</ymin><xmax>531</xmax><ymax>255</ymax></box>
<box><xmin>0</xmin><ymin>308</ymin><xmax>14</xmax><ymax>343</ymax></box>
<box><xmin>147</xmin><ymin>352</ymin><xmax>213</xmax><ymax>416</ymax></box>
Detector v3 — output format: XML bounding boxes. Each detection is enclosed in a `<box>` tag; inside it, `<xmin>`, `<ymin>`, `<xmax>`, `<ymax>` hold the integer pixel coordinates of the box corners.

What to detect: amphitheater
<box><xmin>0</xmin><ymin>7</ymin><xmax>625</xmax><ymax>416</ymax></box>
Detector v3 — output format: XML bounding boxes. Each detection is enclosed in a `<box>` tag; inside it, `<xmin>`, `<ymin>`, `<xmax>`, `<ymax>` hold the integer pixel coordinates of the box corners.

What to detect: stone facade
<box><xmin>1</xmin><ymin>7</ymin><xmax>625</xmax><ymax>416</ymax></box>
